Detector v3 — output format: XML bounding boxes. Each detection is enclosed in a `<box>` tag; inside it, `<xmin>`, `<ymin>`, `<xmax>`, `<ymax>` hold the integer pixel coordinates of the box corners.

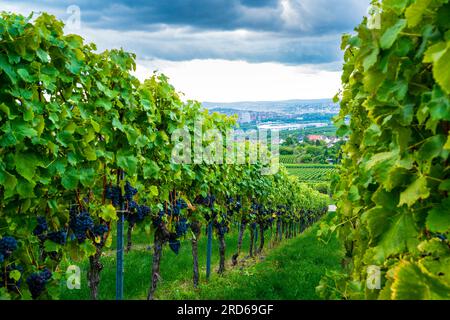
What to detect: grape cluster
<box><xmin>136</xmin><ymin>205</ymin><xmax>150</xmax><ymax>222</ymax></box>
<box><xmin>47</xmin><ymin>231</ymin><xmax>67</xmax><ymax>245</ymax></box>
<box><xmin>124</xmin><ymin>181</ymin><xmax>138</xmax><ymax>202</ymax></box>
<box><xmin>123</xmin><ymin>182</ymin><xmax>151</xmax><ymax>225</ymax></box>
<box><xmin>0</xmin><ymin>236</ymin><xmax>18</xmax><ymax>260</ymax></box>
<box><xmin>152</xmin><ymin>210</ymin><xmax>165</xmax><ymax>228</ymax></box>
<box><xmin>175</xmin><ymin>218</ymin><xmax>189</xmax><ymax>237</ymax></box>
<box><xmin>171</xmin><ymin>199</ymin><xmax>188</xmax><ymax>216</ymax></box>
<box><xmin>106</xmin><ymin>185</ymin><xmax>122</xmax><ymax>206</ymax></box>
<box><xmin>129</xmin><ymin>200</ymin><xmax>138</xmax><ymax>210</ymax></box>
<box><xmin>234</xmin><ymin>197</ymin><xmax>242</xmax><ymax>211</ymax></box>
<box><xmin>69</xmin><ymin>209</ymin><xmax>94</xmax><ymax>242</ymax></box>
<box><xmin>33</xmin><ymin>217</ymin><xmax>68</xmax><ymax>245</ymax></box>
<box><xmin>33</xmin><ymin>217</ymin><xmax>48</xmax><ymax>237</ymax></box>
<box><xmin>93</xmin><ymin>224</ymin><xmax>109</xmax><ymax>237</ymax></box>
<box><xmin>225</xmin><ymin>196</ymin><xmax>242</xmax><ymax>215</ymax></box>
<box><xmin>26</xmin><ymin>268</ymin><xmax>52</xmax><ymax>299</ymax></box>
<box><xmin>214</xmin><ymin>221</ymin><xmax>229</xmax><ymax>236</ymax></box>
<box><xmin>251</xmin><ymin>203</ymin><xmax>262</xmax><ymax>212</ymax></box>
<box><xmin>168</xmin><ymin>233</ymin><xmax>181</xmax><ymax>255</ymax></box>
<box><xmin>195</xmin><ymin>194</ymin><xmax>216</xmax><ymax>206</ymax></box>
<box><xmin>176</xmin><ymin>199</ymin><xmax>188</xmax><ymax>209</ymax></box>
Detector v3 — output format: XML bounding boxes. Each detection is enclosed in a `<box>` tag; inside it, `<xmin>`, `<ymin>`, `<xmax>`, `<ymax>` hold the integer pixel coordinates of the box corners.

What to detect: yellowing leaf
<box><xmin>149</xmin><ymin>185</ymin><xmax>159</xmax><ymax>197</ymax></box>
<box><xmin>392</xmin><ymin>261</ymin><xmax>450</xmax><ymax>299</ymax></box>
<box><xmin>444</xmin><ymin>135</ymin><xmax>450</xmax><ymax>150</ymax></box>
<box><xmin>405</xmin><ymin>0</ymin><xmax>431</xmax><ymax>28</ymax></box>
<box><xmin>433</xmin><ymin>44</ymin><xmax>450</xmax><ymax>95</ymax></box>
<box><xmin>100</xmin><ymin>204</ymin><xmax>117</xmax><ymax>222</ymax></box>
<box><xmin>399</xmin><ymin>176</ymin><xmax>430</xmax><ymax>207</ymax></box>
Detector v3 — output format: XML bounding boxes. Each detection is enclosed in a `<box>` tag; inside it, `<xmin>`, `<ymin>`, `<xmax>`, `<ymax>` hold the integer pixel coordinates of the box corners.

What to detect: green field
<box><xmin>59</xmin><ymin>213</ymin><xmax>343</xmax><ymax>300</ymax></box>
<box><xmin>279</xmin><ymin>156</ymin><xmax>337</xmax><ymax>182</ymax></box>
<box><xmin>280</xmin><ymin>154</ymin><xmax>299</xmax><ymax>164</ymax></box>
<box><xmin>283</xmin><ymin>164</ymin><xmax>337</xmax><ymax>182</ymax></box>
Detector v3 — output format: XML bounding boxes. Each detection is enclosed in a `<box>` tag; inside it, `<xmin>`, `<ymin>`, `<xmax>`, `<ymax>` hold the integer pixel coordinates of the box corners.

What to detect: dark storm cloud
<box><xmin>1</xmin><ymin>0</ymin><xmax>371</xmax><ymax>65</ymax></box>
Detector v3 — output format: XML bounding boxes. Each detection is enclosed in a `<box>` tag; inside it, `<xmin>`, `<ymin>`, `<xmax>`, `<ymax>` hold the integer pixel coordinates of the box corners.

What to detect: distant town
<box><xmin>203</xmin><ymin>99</ymin><xmax>340</xmax><ymax>131</ymax></box>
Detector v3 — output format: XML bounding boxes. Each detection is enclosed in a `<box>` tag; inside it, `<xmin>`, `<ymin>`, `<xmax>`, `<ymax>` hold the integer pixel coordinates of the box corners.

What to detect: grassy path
<box><xmin>164</xmin><ymin>214</ymin><xmax>344</xmax><ymax>300</ymax></box>
<box><xmin>60</xmin><ymin>213</ymin><xmax>343</xmax><ymax>300</ymax></box>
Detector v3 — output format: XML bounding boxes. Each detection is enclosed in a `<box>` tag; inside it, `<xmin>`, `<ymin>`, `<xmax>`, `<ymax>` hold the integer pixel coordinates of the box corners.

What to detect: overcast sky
<box><xmin>1</xmin><ymin>0</ymin><xmax>371</xmax><ymax>102</ymax></box>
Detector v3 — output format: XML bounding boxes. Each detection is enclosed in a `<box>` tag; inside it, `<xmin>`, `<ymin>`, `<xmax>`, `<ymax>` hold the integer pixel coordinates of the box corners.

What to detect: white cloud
<box><xmin>1</xmin><ymin>0</ymin><xmax>346</xmax><ymax>102</ymax></box>
<box><xmin>134</xmin><ymin>59</ymin><xmax>342</xmax><ymax>102</ymax></box>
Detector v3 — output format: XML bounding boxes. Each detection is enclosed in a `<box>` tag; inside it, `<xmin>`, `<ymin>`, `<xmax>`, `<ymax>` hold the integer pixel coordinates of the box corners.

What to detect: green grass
<box><xmin>177</xmin><ymin>214</ymin><xmax>343</xmax><ymax>300</ymax></box>
<box><xmin>59</xmin><ymin>214</ymin><xmax>343</xmax><ymax>300</ymax></box>
<box><xmin>59</xmin><ymin>223</ymin><xmax>257</xmax><ymax>300</ymax></box>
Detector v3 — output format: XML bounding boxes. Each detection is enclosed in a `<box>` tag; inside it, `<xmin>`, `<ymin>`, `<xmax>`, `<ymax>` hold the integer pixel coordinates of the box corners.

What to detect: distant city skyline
<box><xmin>1</xmin><ymin>0</ymin><xmax>371</xmax><ymax>101</ymax></box>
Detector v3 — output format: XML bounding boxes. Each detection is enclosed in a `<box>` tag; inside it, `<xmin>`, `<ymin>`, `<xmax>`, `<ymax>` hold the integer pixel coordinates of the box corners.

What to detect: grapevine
<box><xmin>319</xmin><ymin>0</ymin><xmax>450</xmax><ymax>300</ymax></box>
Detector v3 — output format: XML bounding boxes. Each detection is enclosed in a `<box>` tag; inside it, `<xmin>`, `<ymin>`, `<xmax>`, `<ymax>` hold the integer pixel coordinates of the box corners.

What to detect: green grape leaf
<box><xmin>416</xmin><ymin>135</ymin><xmax>446</xmax><ymax>162</ymax></box>
<box><xmin>0</xmin><ymin>169</ymin><xmax>18</xmax><ymax>193</ymax></box>
<box><xmin>405</xmin><ymin>0</ymin><xmax>432</xmax><ymax>28</ymax></box>
<box><xmin>380</xmin><ymin>19</ymin><xmax>407</xmax><ymax>50</ymax></box>
<box><xmin>61</xmin><ymin>168</ymin><xmax>79</xmax><ymax>190</ymax></box>
<box><xmin>9</xmin><ymin>270</ymin><xmax>21</xmax><ymax>282</ymax></box>
<box><xmin>0</xmin><ymin>55</ymin><xmax>17</xmax><ymax>84</ymax></box>
<box><xmin>14</xmin><ymin>152</ymin><xmax>40</xmax><ymax>182</ymax></box>
<box><xmin>36</xmin><ymin>48</ymin><xmax>50</xmax><ymax>63</ymax></box>
<box><xmin>117</xmin><ymin>151</ymin><xmax>138</xmax><ymax>176</ymax></box>
<box><xmin>44</xmin><ymin>240</ymin><xmax>61</xmax><ymax>253</ymax></box>
<box><xmin>16</xmin><ymin>178</ymin><xmax>35</xmax><ymax>198</ymax></box>
<box><xmin>367</xmin><ymin>210</ymin><xmax>419</xmax><ymax>264</ymax></box>
<box><xmin>426</xmin><ymin>199</ymin><xmax>450</xmax><ymax>233</ymax></box>
<box><xmin>363</xmin><ymin>46</ymin><xmax>379</xmax><ymax>71</ymax></box>
<box><xmin>143</xmin><ymin>160</ymin><xmax>160</xmax><ymax>179</ymax></box>
<box><xmin>17</xmin><ymin>68</ymin><xmax>33</xmax><ymax>82</ymax></box>
<box><xmin>383</xmin><ymin>0</ymin><xmax>409</xmax><ymax>14</ymax></box>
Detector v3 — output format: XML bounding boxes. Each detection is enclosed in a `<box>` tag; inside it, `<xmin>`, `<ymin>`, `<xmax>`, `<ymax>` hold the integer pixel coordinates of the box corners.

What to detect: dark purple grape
<box><xmin>47</xmin><ymin>231</ymin><xmax>67</xmax><ymax>245</ymax></box>
<box><xmin>124</xmin><ymin>181</ymin><xmax>138</xmax><ymax>202</ymax></box>
<box><xmin>27</xmin><ymin>269</ymin><xmax>52</xmax><ymax>299</ymax></box>
<box><xmin>176</xmin><ymin>199</ymin><xmax>188</xmax><ymax>209</ymax></box>
<box><xmin>169</xmin><ymin>240</ymin><xmax>181</xmax><ymax>254</ymax></box>
<box><xmin>175</xmin><ymin>218</ymin><xmax>188</xmax><ymax>237</ymax></box>
<box><xmin>69</xmin><ymin>209</ymin><xmax>94</xmax><ymax>243</ymax></box>
<box><xmin>106</xmin><ymin>186</ymin><xmax>122</xmax><ymax>206</ymax></box>
<box><xmin>0</xmin><ymin>236</ymin><xmax>18</xmax><ymax>258</ymax></box>
<box><xmin>93</xmin><ymin>224</ymin><xmax>109</xmax><ymax>237</ymax></box>
<box><xmin>33</xmin><ymin>217</ymin><xmax>48</xmax><ymax>236</ymax></box>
